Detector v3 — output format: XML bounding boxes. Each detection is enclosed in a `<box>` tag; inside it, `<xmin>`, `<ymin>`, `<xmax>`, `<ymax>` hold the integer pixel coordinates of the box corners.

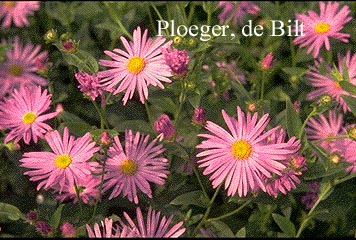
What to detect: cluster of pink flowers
<box><xmin>196</xmin><ymin>106</ymin><xmax>303</xmax><ymax>198</ymax></box>
<box><xmin>1</xmin><ymin>1</ymin><xmax>355</xmax><ymax>238</ymax></box>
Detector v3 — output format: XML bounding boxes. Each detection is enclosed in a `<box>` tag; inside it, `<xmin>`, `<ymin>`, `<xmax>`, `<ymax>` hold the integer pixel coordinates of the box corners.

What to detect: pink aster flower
<box><xmin>102</xmin><ymin>129</ymin><xmax>169</xmax><ymax>204</ymax></box>
<box><xmin>86</xmin><ymin>217</ymin><xmax>136</xmax><ymax>238</ymax></box>
<box><xmin>192</xmin><ymin>104</ymin><xmax>206</xmax><ymax>126</ymax></box>
<box><xmin>306</xmin><ymin>110</ymin><xmax>344</xmax><ymax>151</ymax></box>
<box><xmin>306</xmin><ymin>51</ymin><xmax>356</xmax><ymax>112</ymax></box>
<box><xmin>154</xmin><ymin>114</ymin><xmax>177</xmax><ymax>141</ymax></box>
<box><xmin>98</xmin><ymin>26</ymin><xmax>172</xmax><ymax>105</ymax></box>
<box><xmin>0</xmin><ymin>86</ymin><xmax>59</xmax><ymax>145</ymax></box>
<box><xmin>0</xmin><ymin>1</ymin><xmax>40</xmax><ymax>28</ymax></box>
<box><xmin>74</xmin><ymin>71</ymin><xmax>104</xmax><ymax>101</ymax></box>
<box><xmin>218</xmin><ymin>1</ymin><xmax>260</xmax><ymax>26</ymax></box>
<box><xmin>0</xmin><ymin>37</ymin><xmax>48</xmax><ymax>99</ymax></box>
<box><xmin>260</xmin><ymin>129</ymin><xmax>304</xmax><ymax>198</ymax></box>
<box><xmin>261</xmin><ymin>52</ymin><xmax>274</xmax><ymax>71</ymax></box>
<box><xmin>162</xmin><ymin>46</ymin><xmax>190</xmax><ymax>76</ymax></box>
<box><xmin>196</xmin><ymin>106</ymin><xmax>300</xmax><ymax>197</ymax></box>
<box><xmin>293</xmin><ymin>1</ymin><xmax>352</xmax><ymax>58</ymax></box>
<box><xmin>119</xmin><ymin>206</ymin><xmax>186</xmax><ymax>238</ymax></box>
<box><xmin>20</xmin><ymin>127</ymin><xmax>100</xmax><ymax>192</ymax></box>
<box><xmin>53</xmin><ymin>174</ymin><xmax>101</xmax><ymax>204</ymax></box>
<box><xmin>61</xmin><ymin>222</ymin><xmax>76</xmax><ymax>238</ymax></box>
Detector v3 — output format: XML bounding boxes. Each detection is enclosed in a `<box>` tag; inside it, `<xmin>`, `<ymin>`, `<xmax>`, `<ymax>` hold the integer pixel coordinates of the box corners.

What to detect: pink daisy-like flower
<box><xmin>74</xmin><ymin>71</ymin><xmax>104</xmax><ymax>101</ymax></box>
<box><xmin>0</xmin><ymin>36</ymin><xmax>48</xmax><ymax>99</ymax></box>
<box><xmin>306</xmin><ymin>50</ymin><xmax>356</xmax><ymax>112</ymax></box>
<box><xmin>196</xmin><ymin>106</ymin><xmax>300</xmax><ymax>197</ymax></box>
<box><xmin>218</xmin><ymin>1</ymin><xmax>260</xmax><ymax>26</ymax></box>
<box><xmin>102</xmin><ymin>129</ymin><xmax>169</xmax><ymax>204</ymax></box>
<box><xmin>119</xmin><ymin>206</ymin><xmax>186</xmax><ymax>238</ymax></box>
<box><xmin>293</xmin><ymin>1</ymin><xmax>352</xmax><ymax>58</ymax></box>
<box><xmin>154</xmin><ymin>114</ymin><xmax>177</xmax><ymax>141</ymax></box>
<box><xmin>86</xmin><ymin>217</ymin><xmax>136</xmax><ymax>238</ymax></box>
<box><xmin>20</xmin><ymin>127</ymin><xmax>100</xmax><ymax>192</ymax></box>
<box><xmin>98</xmin><ymin>26</ymin><xmax>172</xmax><ymax>105</ymax></box>
<box><xmin>162</xmin><ymin>46</ymin><xmax>190</xmax><ymax>76</ymax></box>
<box><xmin>0</xmin><ymin>1</ymin><xmax>40</xmax><ymax>28</ymax></box>
<box><xmin>53</xmin><ymin>174</ymin><xmax>101</xmax><ymax>204</ymax></box>
<box><xmin>259</xmin><ymin>129</ymin><xmax>304</xmax><ymax>198</ymax></box>
<box><xmin>0</xmin><ymin>86</ymin><xmax>59</xmax><ymax>145</ymax></box>
<box><xmin>306</xmin><ymin>110</ymin><xmax>344</xmax><ymax>151</ymax></box>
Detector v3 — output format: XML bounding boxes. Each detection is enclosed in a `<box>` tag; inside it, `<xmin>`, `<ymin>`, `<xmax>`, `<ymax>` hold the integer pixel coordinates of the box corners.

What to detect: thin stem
<box><xmin>92</xmin><ymin>100</ymin><xmax>108</xmax><ymax>130</ymax></box>
<box><xmin>334</xmin><ymin>172</ymin><xmax>356</xmax><ymax>186</ymax></box>
<box><xmin>207</xmin><ymin>199</ymin><xmax>252</xmax><ymax>222</ymax></box>
<box><xmin>151</xmin><ymin>3</ymin><xmax>169</xmax><ymax>36</ymax></box>
<box><xmin>144</xmin><ymin>101</ymin><xmax>153</xmax><ymax>127</ymax></box>
<box><xmin>298</xmin><ymin>108</ymin><xmax>317</xmax><ymax>140</ymax></box>
<box><xmin>104</xmin><ymin>2</ymin><xmax>132</xmax><ymax>40</ymax></box>
<box><xmin>174</xmin><ymin>81</ymin><xmax>186</xmax><ymax>126</ymax></box>
<box><xmin>296</xmin><ymin>183</ymin><xmax>332</xmax><ymax>237</ymax></box>
<box><xmin>260</xmin><ymin>70</ymin><xmax>266</xmax><ymax>101</ymax></box>
<box><xmin>193</xmin><ymin>167</ymin><xmax>209</xmax><ymax>200</ymax></box>
<box><xmin>148</xmin><ymin>8</ymin><xmax>158</xmax><ymax>35</ymax></box>
<box><xmin>192</xmin><ymin>184</ymin><xmax>222</xmax><ymax>236</ymax></box>
<box><xmin>91</xmin><ymin>157</ymin><xmax>107</xmax><ymax>219</ymax></box>
<box><xmin>73</xmin><ymin>181</ymin><xmax>83</xmax><ymax>214</ymax></box>
<box><xmin>312</xmin><ymin>134</ymin><xmax>349</xmax><ymax>144</ymax></box>
<box><xmin>187</xmin><ymin>3</ymin><xmax>196</xmax><ymax>26</ymax></box>
<box><xmin>290</xmin><ymin>36</ymin><xmax>296</xmax><ymax>67</ymax></box>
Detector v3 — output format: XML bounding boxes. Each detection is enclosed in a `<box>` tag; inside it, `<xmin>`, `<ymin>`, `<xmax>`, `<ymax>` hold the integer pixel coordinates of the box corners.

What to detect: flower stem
<box><xmin>144</xmin><ymin>101</ymin><xmax>153</xmax><ymax>127</ymax></box>
<box><xmin>260</xmin><ymin>70</ymin><xmax>266</xmax><ymax>101</ymax></box>
<box><xmin>103</xmin><ymin>2</ymin><xmax>132</xmax><ymax>40</ymax></box>
<box><xmin>312</xmin><ymin>134</ymin><xmax>349</xmax><ymax>144</ymax></box>
<box><xmin>151</xmin><ymin>3</ymin><xmax>169</xmax><ymax>36</ymax></box>
<box><xmin>192</xmin><ymin>184</ymin><xmax>222</xmax><ymax>236</ymax></box>
<box><xmin>296</xmin><ymin>182</ymin><xmax>332</xmax><ymax>237</ymax></box>
<box><xmin>193</xmin><ymin>167</ymin><xmax>209</xmax><ymax>200</ymax></box>
<box><xmin>290</xmin><ymin>36</ymin><xmax>296</xmax><ymax>67</ymax></box>
<box><xmin>92</xmin><ymin>100</ymin><xmax>108</xmax><ymax>130</ymax></box>
<box><xmin>91</xmin><ymin>157</ymin><xmax>107</xmax><ymax>220</ymax></box>
<box><xmin>174</xmin><ymin>81</ymin><xmax>187</xmax><ymax>125</ymax></box>
<box><xmin>207</xmin><ymin>199</ymin><xmax>252</xmax><ymax>222</ymax></box>
<box><xmin>187</xmin><ymin>3</ymin><xmax>196</xmax><ymax>26</ymax></box>
<box><xmin>298</xmin><ymin>107</ymin><xmax>317</xmax><ymax>140</ymax></box>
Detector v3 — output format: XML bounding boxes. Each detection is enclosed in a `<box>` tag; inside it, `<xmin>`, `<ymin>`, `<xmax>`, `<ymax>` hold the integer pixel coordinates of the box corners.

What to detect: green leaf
<box><xmin>282</xmin><ymin>67</ymin><xmax>307</xmax><ymax>77</ymax></box>
<box><xmin>231</xmin><ymin>81</ymin><xmax>252</xmax><ymax>102</ymax></box>
<box><xmin>209</xmin><ymin>220</ymin><xmax>235</xmax><ymax>237</ymax></box>
<box><xmin>235</xmin><ymin>227</ymin><xmax>246</xmax><ymax>237</ymax></box>
<box><xmin>272</xmin><ymin>213</ymin><xmax>296</xmax><ymax>237</ymax></box>
<box><xmin>188</xmin><ymin>94</ymin><xmax>201</xmax><ymax>109</ymax></box>
<box><xmin>164</xmin><ymin>142</ymin><xmax>190</xmax><ymax>161</ymax></box>
<box><xmin>285</xmin><ymin>98</ymin><xmax>303</xmax><ymax>138</ymax></box>
<box><xmin>113</xmin><ymin>120</ymin><xmax>154</xmax><ymax>135</ymax></box>
<box><xmin>49</xmin><ymin>204</ymin><xmax>64</xmax><ymax>231</ymax></box>
<box><xmin>62</xmin><ymin>50</ymin><xmax>99</xmax><ymax>73</ymax></box>
<box><xmin>0</xmin><ymin>202</ymin><xmax>23</xmax><ymax>222</ymax></box>
<box><xmin>170</xmin><ymin>190</ymin><xmax>209</xmax><ymax>208</ymax></box>
<box><xmin>340</xmin><ymin>95</ymin><xmax>356</xmax><ymax>117</ymax></box>
<box><xmin>339</xmin><ymin>81</ymin><xmax>356</xmax><ymax>95</ymax></box>
<box><xmin>59</xmin><ymin>121</ymin><xmax>94</xmax><ymax>137</ymax></box>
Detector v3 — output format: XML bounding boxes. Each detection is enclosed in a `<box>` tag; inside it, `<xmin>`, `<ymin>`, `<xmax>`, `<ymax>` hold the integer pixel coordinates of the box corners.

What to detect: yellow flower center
<box><xmin>55</xmin><ymin>154</ymin><xmax>72</xmax><ymax>169</ymax></box>
<box><xmin>231</xmin><ymin>140</ymin><xmax>252</xmax><ymax>160</ymax></box>
<box><xmin>333</xmin><ymin>81</ymin><xmax>341</xmax><ymax>89</ymax></box>
<box><xmin>329</xmin><ymin>153</ymin><xmax>340</xmax><ymax>164</ymax></box>
<box><xmin>315</xmin><ymin>22</ymin><xmax>330</xmax><ymax>34</ymax></box>
<box><xmin>120</xmin><ymin>159</ymin><xmax>138</xmax><ymax>176</ymax></box>
<box><xmin>9</xmin><ymin>64</ymin><xmax>23</xmax><ymax>77</ymax></box>
<box><xmin>127</xmin><ymin>56</ymin><xmax>145</xmax><ymax>74</ymax></box>
<box><xmin>3</xmin><ymin>1</ymin><xmax>16</xmax><ymax>8</ymax></box>
<box><xmin>22</xmin><ymin>112</ymin><xmax>36</xmax><ymax>124</ymax></box>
